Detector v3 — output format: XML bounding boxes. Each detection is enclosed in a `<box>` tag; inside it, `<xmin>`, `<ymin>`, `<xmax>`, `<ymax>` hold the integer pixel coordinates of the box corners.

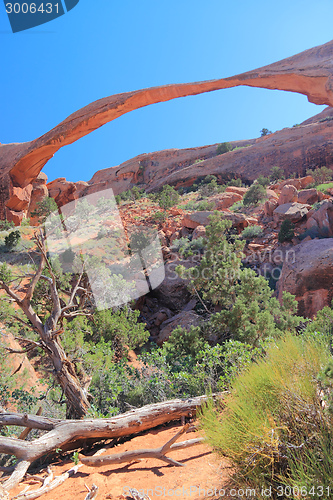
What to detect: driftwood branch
<box><xmin>13</xmin><ymin>464</ymin><xmax>82</xmax><ymax>500</ymax></box>
<box><xmin>79</xmin><ymin>423</ymin><xmax>204</xmax><ymax>468</ymax></box>
<box><xmin>13</xmin><ymin>446</ymin><xmax>107</xmax><ymax>500</ymax></box>
<box><xmin>0</xmin><ymin>395</ymin><xmax>224</xmax><ymax>493</ymax></box>
<box><xmin>84</xmin><ymin>484</ymin><xmax>99</xmax><ymax>500</ymax></box>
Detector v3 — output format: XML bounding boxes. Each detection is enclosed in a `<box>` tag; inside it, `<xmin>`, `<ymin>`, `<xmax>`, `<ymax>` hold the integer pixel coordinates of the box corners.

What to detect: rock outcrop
<box><xmin>1</xmin><ymin>40</ymin><xmax>333</xmax><ymax>216</ymax></box>
<box><xmin>278</xmin><ymin>238</ymin><xmax>333</xmax><ymax>317</ymax></box>
<box><xmin>306</xmin><ymin>200</ymin><xmax>333</xmax><ymax>236</ymax></box>
<box><xmin>273</xmin><ymin>202</ymin><xmax>309</xmax><ymax>223</ymax></box>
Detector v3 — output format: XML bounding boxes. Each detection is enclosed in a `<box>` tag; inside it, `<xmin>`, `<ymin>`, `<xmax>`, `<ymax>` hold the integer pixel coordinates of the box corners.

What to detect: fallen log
<box><xmin>0</xmin><ymin>394</ymin><xmax>225</xmax><ymax>493</ymax></box>
<box><xmin>79</xmin><ymin>423</ymin><xmax>204</xmax><ymax>468</ymax></box>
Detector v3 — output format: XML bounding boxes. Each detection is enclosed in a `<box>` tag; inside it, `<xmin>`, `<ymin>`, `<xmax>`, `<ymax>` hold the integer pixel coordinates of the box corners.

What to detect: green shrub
<box><xmin>21</xmin><ymin>217</ymin><xmax>31</xmax><ymax>227</ymax></box>
<box><xmin>307</xmin><ymin>166</ymin><xmax>333</xmax><ymax>185</ymax></box>
<box><xmin>152</xmin><ymin>211</ymin><xmax>167</xmax><ymax>223</ymax></box>
<box><xmin>260</xmin><ymin>127</ymin><xmax>272</xmax><ymax>136</ymax></box>
<box><xmin>31</xmin><ymin>196</ymin><xmax>58</xmax><ymax>224</ymax></box>
<box><xmin>199</xmin><ymin>177</ymin><xmax>218</xmax><ymax>198</ymax></box>
<box><xmin>200</xmin><ymin>334</ymin><xmax>332</xmax><ymax>495</ymax></box>
<box><xmin>316</xmin><ymin>181</ymin><xmax>333</xmax><ymax>193</ymax></box>
<box><xmin>269</xmin><ymin>166</ymin><xmax>285</xmax><ymax>182</ymax></box>
<box><xmin>243</xmin><ymin>183</ymin><xmax>266</xmax><ymax>206</ymax></box>
<box><xmin>171</xmin><ymin>236</ymin><xmax>206</xmax><ymax>257</ymax></box>
<box><xmin>226</xmin><ymin>177</ymin><xmax>242</xmax><ymax>187</ymax></box>
<box><xmin>229</xmin><ymin>200</ymin><xmax>244</xmax><ymax>212</ymax></box>
<box><xmin>5</xmin><ymin>230</ymin><xmax>21</xmax><ymax>249</ymax></box>
<box><xmin>216</xmin><ymin>142</ymin><xmax>232</xmax><ymax>155</ymax></box>
<box><xmin>278</xmin><ymin>219</ymin><xmax>295</xmax><ymax>242</ymax></box>
<box><xmin>158</xmin><ymin>185</ymin><xmax>180</xmax><ymax>210</ymax></box>
<box><xmin>0</xmin><ymin>220</ymin><xmax>15</xmax><ymax>231</ymax></box>
<box><xmin>177</xmin><ymin>213</ymin><xmax>301</xmax><ymax>345</ymax></box>
<box><xmin>256</xmin><ymin>175</ymin><xmax>270</xmax><ymax>187</ymax></box>
<box><xmin>241</xmin><ymin>225</ymin><xmax>263</xmax><ymax>240</ymax></box>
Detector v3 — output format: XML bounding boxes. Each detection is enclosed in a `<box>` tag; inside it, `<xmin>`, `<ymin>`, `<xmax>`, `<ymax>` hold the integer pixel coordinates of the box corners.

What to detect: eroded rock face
<box><xmin>1</xmin><ymin>40</ymin><xmax>333</xmax><ymax>213</ymax></box>
<box><xmin>278</xmin><ymin>238</ymin><xmax>333</xmax><ymax>317</ymax></box>
<box><xmin>27</xmin><ymin>172</ymin><xmax>48</xmax><ymax>225</ymax></box>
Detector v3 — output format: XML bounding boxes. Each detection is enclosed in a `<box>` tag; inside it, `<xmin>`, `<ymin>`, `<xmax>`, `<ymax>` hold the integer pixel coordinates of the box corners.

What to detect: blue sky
<box><xmin>0</xmin><ymin>0</ymin><xmax>332</xmax><ymax>183</ymax></box>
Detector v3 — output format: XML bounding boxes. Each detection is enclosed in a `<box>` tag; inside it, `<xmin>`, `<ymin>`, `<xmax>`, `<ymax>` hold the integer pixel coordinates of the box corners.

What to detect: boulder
<box><xmin>273</xmin><ymin>203</ymin><xmax>309</xmax><ymax>223</ymax></box>
<box><xmin>212</xmin><ymin>192</ymin><xmax>243</xmax><ymax>210</ymax></box>
<box><xmin>153</xmin><ymin>258</ymin><xmax>193</xmax><ymax>311</ymax></box>
<box><xmin>300</xmin><ymin>175</ymin><xmax>315</xmax><ymax>188</ymax></box>
<box><xmin>305</xmin><ymin>200</ymin><xmax>333</xmax><ymax>237</ymax></box>
<box><xmin>264</xmin><ymin>199</ymin><xmax>279</xmax><ymax>216</ymax></box>
<box><xmin>6</xmin><ymin>185</ymin><xmax>32</xmax><ymax>212</ymax></box>
<box><xmin>192</xmin><ymin>225</ymin><xmax>206</xmax><ymax>240</ymax></box>
<box><xmin>266</xmin><ymin>189</ymin><xmax>279</xmax><ymax>200</ymax></box>
<box><xmin>278</xmin><ymin>176</ymin><xmax>314</xmax><ymax>190</ymax></box>
<box><xmin>225</xmin><ymin>186</ymin><xmax>248</xmax><ymax>195</ymax></box>
<box><xmin>297</xmin><ymin>188</ymin><xmax>318</xmax><ymax>205</ymax></box>
<box><xmin>182</xmin><ymin>211</ymin><xmax>248</xmax><ymax>231</ymax></box>
<box><xmin>47</xmin><ymin>178</ymin><xmax>78</xmax><ymax>207</ymax></box>
<box><xmin>278</xmin><ymin>238</ymin><xmax>333</xmax><ymax>317</ymax></box>
<box><xmin>156</xmin><ymin>311</ymin><xmax>202</xmax><ymax>345</ymax></box>
<box><xmin>278</xmin><ymin>185</ymin><xmax>298</xmax><ymax>205</ymax></box>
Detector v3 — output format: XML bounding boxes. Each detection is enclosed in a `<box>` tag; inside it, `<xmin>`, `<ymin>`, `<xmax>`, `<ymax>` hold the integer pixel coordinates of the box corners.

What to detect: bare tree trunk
<box><xmin>41</xmin><ymin>328</ymin><xmax>90</xmax><ymax>419</ymax></box>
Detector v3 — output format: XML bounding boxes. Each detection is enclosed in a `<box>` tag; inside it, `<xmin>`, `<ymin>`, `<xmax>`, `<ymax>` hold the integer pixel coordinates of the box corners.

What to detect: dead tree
<box><xmin>0</xmin><ymin>395</ymin><xmax>224</xmax><ymax>492</ymax></box>
<box><xmin>0</xmin><ymin>229</ymin><xmax>93</xmax><ymax>419</ymax></box>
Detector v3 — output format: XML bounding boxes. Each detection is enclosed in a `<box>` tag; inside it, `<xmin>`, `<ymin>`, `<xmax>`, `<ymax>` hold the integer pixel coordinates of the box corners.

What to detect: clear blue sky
<box><xmin>0</xmin><ymin>0</ymin><xmax>332</xmax><ymax>183</ymax></box>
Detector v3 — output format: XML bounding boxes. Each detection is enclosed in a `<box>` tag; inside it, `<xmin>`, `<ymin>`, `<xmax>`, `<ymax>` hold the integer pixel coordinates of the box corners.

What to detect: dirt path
<box><xmin>10</xmin><ymin>423</ymin><xmax>233</xmax><ymax>500</ymax></box>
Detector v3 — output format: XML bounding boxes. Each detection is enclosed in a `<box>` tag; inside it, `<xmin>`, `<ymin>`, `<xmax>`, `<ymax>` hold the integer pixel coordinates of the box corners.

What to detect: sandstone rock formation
<box><xmin>1</xmin><ymin>40</ymin><xmax>333</xmax><ymax>218</ymax></box>
<box><xmin>278</xmin><ymin>185</ymin><xmax>298</xmax><ymax>205</ymax></box>
<box><xmin>182</xmin><ymin>211</ymin><xmax>249</xmax><ymax>231</ymax></box>
<box><xmin>278</xmin><ymin>238</ymin><xmax>333</xmax><ymax>317</ymax></box>
<box><xmin>306</xmin><ymin>200</ymin><xmax>333</xmax><ymax>236</ymax></box>
<box><xmin>273</xmin><ymin>202</ymin><xmax>309</xmax><ymax>223</ymax></box>
<box><xmin>297</xmin><ymin>188</ymin><xmax>318</xmax><ymax>205</ymax></box>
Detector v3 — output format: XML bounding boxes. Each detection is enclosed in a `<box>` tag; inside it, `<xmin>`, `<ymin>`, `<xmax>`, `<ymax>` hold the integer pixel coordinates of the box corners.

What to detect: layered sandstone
<box><xmin>1</xmin><ymin>40</ymin><xmax>333</xmax><ymax>216</ymax></box>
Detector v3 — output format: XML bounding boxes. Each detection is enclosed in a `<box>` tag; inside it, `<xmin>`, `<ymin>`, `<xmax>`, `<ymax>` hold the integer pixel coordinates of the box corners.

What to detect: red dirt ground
<box><xmin>9</xmin><ymin>423</ymin><xmax>235</xmax><ymax>500</ymax></box>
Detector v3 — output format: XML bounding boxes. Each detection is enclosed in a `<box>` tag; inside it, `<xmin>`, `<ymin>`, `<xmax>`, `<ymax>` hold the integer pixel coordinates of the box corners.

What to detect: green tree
<box><xmin>260</xmin><ymin>128</ymin><xmax>272</xmax><ymax>136</ymax></box>
<box><xmin>158</xmin><ymin>185</ymin><xmax>180</xmax><ymax>210</ymax></box>
<box><xmin>5</xmin><ymin>230</ymin><xmax>21</xmax><ymax>249</ymax></box>
<box><xmin>278</xmin><ymin>219</ymin><xmax>295</xmax><ymax>242</ymax></box>
<box><xmin>256</xmin><ymin>175</ymin><xmax>270</xmax><ymax>187</ymax></box>
<box><xmin>216</xmin><ymin>142</ymin><xmax>232</xmax><ymax>155</ymax></box>
<box><xmin>31</xmin><ymin>196</ymin><xmax>58</xmax><ymax>224</ymax></box>
<box><xmin>243</xmin><ymin>183</ymin><xmax>266</xmax><ymax>206</ymax></box>
<box><xmin>306</xmin><ymin>166</ymin><xmax>333</xmax><ymax>185</ymax></box>
<box><xmin>177</xmin><ymin>213</ymin><xmax>300</xmax><ymax>345</ymax></box>
<box><xmin>269</xmin><ymin>166</ymin><xmax>285</xmax><ymax>182</ymax></box>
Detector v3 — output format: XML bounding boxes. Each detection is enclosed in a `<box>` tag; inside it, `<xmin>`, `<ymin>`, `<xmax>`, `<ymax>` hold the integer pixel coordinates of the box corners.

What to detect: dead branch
<box><xmin>13</xmin><ymin>446</ymin><xmax>108</xmax><ymax>500</ymax></box>
<box><xmin>0</xmin><ymin>394</ymin><xmax>224</xmax><ymax>493</ymax></box>
<box><xmin>84</xmin><ymin>484</ymin><xmax>99</xmax><ymax>500</ymax></box>
<box><xmin>12</xmin><ymin>464</ymin><xmax>82</xmax><ymax>500</ymax></box>
<box><xmin>18</xmin><ymin>408</ymin><xmax>43</xmax><ymax>441</ymax></box>
<box><xmin>79</xmin><ymin>424</ymin><xmax>204</xmax><ymax>468</ymax></box>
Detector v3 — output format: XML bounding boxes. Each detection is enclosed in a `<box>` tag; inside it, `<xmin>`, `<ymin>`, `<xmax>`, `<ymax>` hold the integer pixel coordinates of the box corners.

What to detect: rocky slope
<box><xmin>1</xmin><ymin>39</ymin><xmax>333</xmax><ymax>220</ymax></box>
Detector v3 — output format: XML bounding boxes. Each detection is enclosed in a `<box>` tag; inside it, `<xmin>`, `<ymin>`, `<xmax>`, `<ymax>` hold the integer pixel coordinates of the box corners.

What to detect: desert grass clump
<box><xmin>200</xmin><ymin>334</ymin><xmax>333</xmax><ymax>497</ymax></box>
